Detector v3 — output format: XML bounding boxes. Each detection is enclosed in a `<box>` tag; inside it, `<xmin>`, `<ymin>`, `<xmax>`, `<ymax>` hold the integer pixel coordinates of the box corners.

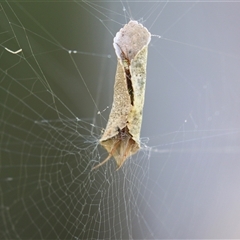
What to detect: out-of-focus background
<box><xmin>1</xmin><ymin>1</ymin><xmax>240</xmax><ymax>239</ymax></box>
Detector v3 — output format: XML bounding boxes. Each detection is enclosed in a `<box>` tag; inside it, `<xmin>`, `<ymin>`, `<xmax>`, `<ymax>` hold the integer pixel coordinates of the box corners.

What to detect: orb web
<box><xmin>1</xmin><ymin>1</ymin><xmax>240</xmax><ymax>239</ymax></box>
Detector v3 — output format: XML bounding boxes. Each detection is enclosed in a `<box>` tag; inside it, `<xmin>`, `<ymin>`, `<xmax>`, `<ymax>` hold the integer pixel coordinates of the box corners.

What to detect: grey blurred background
<box><xmin>1</xmin><ymin>1</ymin><xmax>240</xmax><ymax>239</ymax></box>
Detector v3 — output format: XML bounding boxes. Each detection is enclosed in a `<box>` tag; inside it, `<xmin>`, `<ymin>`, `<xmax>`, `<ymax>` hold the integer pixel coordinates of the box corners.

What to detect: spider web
<box><xmin>1</xmin><ymin>1</ymin><xmax>240</xmax><ymax>239</ymax></box>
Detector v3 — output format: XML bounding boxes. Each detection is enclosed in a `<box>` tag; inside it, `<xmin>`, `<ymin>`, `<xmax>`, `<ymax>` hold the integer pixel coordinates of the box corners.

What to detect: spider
<box><xmin>92</xmin><ymin>126</ymin><xmax>135</xmax><ymax>170</ymax></box>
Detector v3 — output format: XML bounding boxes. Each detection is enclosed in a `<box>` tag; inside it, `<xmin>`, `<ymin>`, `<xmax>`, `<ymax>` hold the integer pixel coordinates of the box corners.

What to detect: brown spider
<box><xmin>92</xmin><ymin>127</ymin><xmax>135</xmax><ymax>170</ymax></box>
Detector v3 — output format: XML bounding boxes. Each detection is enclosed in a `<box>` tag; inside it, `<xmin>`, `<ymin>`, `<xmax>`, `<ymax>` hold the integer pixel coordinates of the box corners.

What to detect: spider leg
<box><xmin>115</xmin><ymin>137</ymin><xmax>131</xmax><ymax>171</ymax></box>
<box><xmin>91</xmin><ymin>154</ymin><xmax>112</xmax><ymax>170</ymax></box>
<box><xmin>92</xmin><ymin>139</ymin><xmax>121</xmax><ymax>170</ymax></box>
